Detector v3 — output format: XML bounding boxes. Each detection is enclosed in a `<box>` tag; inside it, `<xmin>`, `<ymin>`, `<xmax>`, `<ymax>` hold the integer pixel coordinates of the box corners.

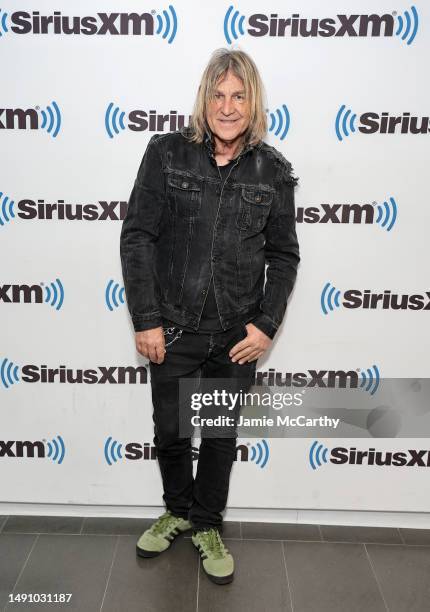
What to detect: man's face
<box><xmin>205</xmin><ymin>70</ymin><xmax>251</xmax><ymax>144</ymax></box>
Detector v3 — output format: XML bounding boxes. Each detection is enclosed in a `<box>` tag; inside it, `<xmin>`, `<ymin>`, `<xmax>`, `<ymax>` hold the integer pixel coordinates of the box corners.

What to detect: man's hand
<box><xmin>229</xmin><ymin>323</ymin><xmax>272</xmax><ymax>364</ymax></box>
<box><xmin>135</xmin><ymin>327</ymin><xmax>166</xmax><ymax>364</ymax></box>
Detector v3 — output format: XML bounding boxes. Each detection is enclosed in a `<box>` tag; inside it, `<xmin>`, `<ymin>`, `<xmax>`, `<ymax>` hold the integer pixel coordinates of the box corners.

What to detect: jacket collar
<box><xmin>203</xmin><ymin>128</ymin><xmax>260</xmax><ymax>161</ymax></box>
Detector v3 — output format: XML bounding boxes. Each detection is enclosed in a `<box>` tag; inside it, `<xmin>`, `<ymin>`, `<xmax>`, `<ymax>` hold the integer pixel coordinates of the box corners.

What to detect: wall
<box><xmin>1</xmin><ymin>0</ymin><xmax>429</xmax><ymax>517</ymax></box>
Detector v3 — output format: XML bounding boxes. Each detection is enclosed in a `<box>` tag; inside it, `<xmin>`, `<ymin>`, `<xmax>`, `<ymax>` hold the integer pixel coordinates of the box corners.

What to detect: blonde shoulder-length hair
<box><xmin>185</xmin><ymin>48</ymin><xmax>268</xmax><ymax>147</ymax></box>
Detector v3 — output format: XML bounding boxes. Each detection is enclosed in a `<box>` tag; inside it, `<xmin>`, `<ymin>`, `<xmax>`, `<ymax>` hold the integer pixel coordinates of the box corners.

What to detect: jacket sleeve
<box><xmin>119</xmin><ymin>134</ymin><xmax>165</xmax><ymax>332</ymax></box>
<box><xmin>251</xmin><ymin>161</ymin><xmax>300</xmax><ymax>340</ymax></box>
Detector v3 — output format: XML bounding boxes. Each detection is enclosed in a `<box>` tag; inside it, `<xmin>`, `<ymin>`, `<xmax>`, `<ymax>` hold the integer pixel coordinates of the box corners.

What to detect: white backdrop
<box><xmin>2</xmin><ymin>1</ymin><xmax>430</xmax><ymax>514</ymax></box>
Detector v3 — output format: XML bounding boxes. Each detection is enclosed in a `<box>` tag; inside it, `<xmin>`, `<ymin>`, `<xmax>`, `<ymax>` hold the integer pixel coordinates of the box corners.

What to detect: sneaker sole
<box><xmin>136</xmin><ymin>545</ymin><xmax>163</xmax><ymax>558</ymax></box>
<box><xmin>204</xmin><ymin>569</ymin><xmax>234</xmax><ymax>585</ymax></box>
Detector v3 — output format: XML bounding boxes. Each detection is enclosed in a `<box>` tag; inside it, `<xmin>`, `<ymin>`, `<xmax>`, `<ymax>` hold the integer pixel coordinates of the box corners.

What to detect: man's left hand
<box><xmin>229</xmin><ymin>323</ymin><xmax>272</xmax><ymax>364</ymax></box>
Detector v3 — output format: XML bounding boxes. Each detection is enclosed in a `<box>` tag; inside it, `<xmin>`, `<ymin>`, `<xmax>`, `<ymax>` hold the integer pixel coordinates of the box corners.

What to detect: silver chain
<box><xmin>163</xmin><ymin>327</ymin><xmax>183</xmax><ymax>347</ymax></box>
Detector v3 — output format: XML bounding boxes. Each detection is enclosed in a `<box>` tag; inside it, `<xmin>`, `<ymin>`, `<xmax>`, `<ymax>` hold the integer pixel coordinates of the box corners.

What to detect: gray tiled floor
<box><xmin>1</xmin><ymin>515</ymin><xmax>430</xmax><ymax>611</ymax></box>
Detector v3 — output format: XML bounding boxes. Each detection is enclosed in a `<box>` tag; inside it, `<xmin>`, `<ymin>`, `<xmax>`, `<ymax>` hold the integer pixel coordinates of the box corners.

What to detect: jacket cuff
<box><xmin>248</xmin><ymin>313</ymin><xmax>278</xmax><ymax>340</ymax></box>
<box><xmin>132</xmin><ymin>315</ymin><xmax>163</xmax><ymax>333</ymax></box>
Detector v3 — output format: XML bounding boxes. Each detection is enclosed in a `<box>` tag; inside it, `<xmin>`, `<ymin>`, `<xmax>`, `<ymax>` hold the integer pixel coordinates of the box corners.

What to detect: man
<box><xmin>120</xmin><ymin>48</ymin><xmax>300</xmax><ymax>585</ymax></box>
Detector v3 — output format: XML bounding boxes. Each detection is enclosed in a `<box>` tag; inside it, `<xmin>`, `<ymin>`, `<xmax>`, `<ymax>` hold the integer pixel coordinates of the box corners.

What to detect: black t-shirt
<box><xmin>162</xmin><ymin>158</ymin><xmax>237</xmax><ymax>333</ymax></box>
<box><xmin>198</xmin><ymin>159</ymin><xmax>237</xmax><ymax>330</ymax></box>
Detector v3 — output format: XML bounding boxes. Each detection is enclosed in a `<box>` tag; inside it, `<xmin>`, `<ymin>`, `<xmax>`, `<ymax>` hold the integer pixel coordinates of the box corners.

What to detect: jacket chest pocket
<box><xmin>236</xmin><ymin>187</ymin><xmax>273</xmax><ymax>231</ymax></box>
<box><xmin>166</xmin><ymin>172</ymin><xmax>202</xmax><ymax>218</ymax></box>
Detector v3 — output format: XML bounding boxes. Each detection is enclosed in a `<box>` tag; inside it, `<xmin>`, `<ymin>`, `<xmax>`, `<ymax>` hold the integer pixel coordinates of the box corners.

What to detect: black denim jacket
<box><xmin>119</xmin><ymin>125</ymin><xmax>300</xmax><ymax>340</ymax></box>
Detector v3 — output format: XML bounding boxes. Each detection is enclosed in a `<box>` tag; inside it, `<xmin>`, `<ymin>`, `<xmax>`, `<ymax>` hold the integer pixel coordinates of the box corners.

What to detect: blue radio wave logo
<box><xmin>223</xmin><ymin>5</ymin><xmax>245</xmax><ymax>44</ymax></box>
<box><xmin>105</xmin><ymin>102</ymin><xmax>126</xmax><ymax>139</ymax></box>
<box><xmin>395</xmin><ymin>5</ymin><xmax>419</xmax><ymax>45</ymax></box>
<box><xmin>45</xmin><ymin>435</ymin><xmax>65</xmax><ymax>464</ymax></box>
<box><xmin>335</xmin><ymin>104</ymin><xmax>357</xmax><ymax>141</ymax></box>
<box><xmin>0</xmin><ymin>191</ymin><xmax>15</xmax><ymax>227</ymax></box>
<box><xmin>42</xmin><ymin>278</ymin><xmax>65</xmax><ymax>310</ymax></box>
<box><xmin>321</xmin><ymin>282</ymin><xmax>342</xmax><ymax>315</ymax></box>
<box><xmin>268</xmin><ymin>104</ymin><xmax>290</xmax><ymax>141</ymax></box>
<box><xmin>359</xmin><ymin>364</ymin><xmax>380</xmax><ymax>395</ymax></box>
<box><xmin>0</xmin><ymin>357</ymin><xmax>20</xmax><ymax>389</ymax></box>
<box><xmin>104</xmin><ymin>436</ymin><xmax>123</xmax><ymax>466</ymax></box>
<box><xmin>374</xmin><ymin>197</ymin><xmax>397</xmax><ymax>232</ymax></box>
<box><xmin>154</xmin><ymin>5</ymin><xmax>178</xmax><ymax>44</ymax></box>
<box><xmin>0</xmin><ymin>8</ymin><xmax>8</xmax><ymax>37</ymax></box>
<box><xmin>249</xmin><ymin>439</ymin><xmax>269</xmax><ymax>468</ymax></box>
<box><xmin>38</xmin><ymin>101</ymin><xmax>61</xmax><ymax>138</ymax></box>
<box><xmin>309</xmin><ymin>440</ymin><xmax>329</xmax><ymax>470</ymax></box>
<box><xmin>105</xmin><ymin>279</ymin><xmax>125</xmax><ymax>311</ymax></box>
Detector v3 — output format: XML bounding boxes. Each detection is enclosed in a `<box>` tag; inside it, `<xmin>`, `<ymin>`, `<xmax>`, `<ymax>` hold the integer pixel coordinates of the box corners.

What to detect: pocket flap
<box><xmin>241</xmin><ymin>187</ymin><xmax>273</xmax><ymax>205</ymax></box>
<box><xmin>167</xmin><ymin>173</ymin><xmax>201</xmax><ymax>191</ymax></box>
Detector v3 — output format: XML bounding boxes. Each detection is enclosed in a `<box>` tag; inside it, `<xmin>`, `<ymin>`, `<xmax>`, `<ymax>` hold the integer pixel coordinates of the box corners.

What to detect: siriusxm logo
<box><xmin>248</xmin><ymin>439</ymin><xmax>269</xmax><ymax>468</ymax></box>
<box><xmin>224</xmin><ymin>6</ymin><xmax>418</xmax><ymax>45</ymax></box>
<box><xmin>335</xmin><ymin>106</ymin><xmax>429</xmax><ymax>140</ymax></box>
<box><xmin>105</xmin><ymin>103</ymin><xmax>292</xmax><ymax>140</ymax></box>
<box><xmin>0</xmin><ymin>197</ymin><xmax>127</xmax><ymax>227</ymax></box>
<box><xmin>0</xmin><ymin>435</ymin><xmax>65</xmax><ymax>463</ymax></box>
<box><xmin>309</xmin><ymin>440</ymin><xmax>430</xmax><ymax>470</ymax></box>
<box><xmin>0</xmin><ymin>102</ymin><xmax>61</xmax><ymax>137</ymax></box>
<box><xmin>0</xmin><ymin>280</ymin><xmax>64</xmax><ymax>310</ymax></box>
<box><xmin>267</xmin><ymin>104</ymin><xmax>290</xmax><ymax>141</ymax></box>
<box><xmin>0</xmin><ymin>7</ymin><xmax>178</xmax><ymax>43</ymax></box>
<box><xmin>297</xmin><ymin>197</ymin><xmax>397</xmax><ymax>231</ymax></box>
<box><xmin>105</xmin><ymin>103</ymin><xmax>190</xmax><ymax>138</ymax></box>
<box><xmin>254</xmin><ymin>366</ymin><xmax>380</xmax><ymax>395</ymax></box>
<box><xmin>0</xmin><ymin>359</ymin><xmax>148</xmax><ymax>389</ymax></box>
<box><xmin>104</xmin><ymin>437</ymin><xmax>269</xmax><ymax>468</ymax></box>
<box><xmin>321</xmin><ymin>284</ymin><xmax>430</xmax><ymax>314</ymax></box>
<box><xmin>105</xmin><ymin>279</ymin><xmax>125</xmax><ymax>311</ymax></box>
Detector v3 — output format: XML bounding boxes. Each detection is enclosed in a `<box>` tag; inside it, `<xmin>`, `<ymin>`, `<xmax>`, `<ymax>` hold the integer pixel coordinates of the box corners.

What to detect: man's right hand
<box><xmin>135</xmin><ymin>327</ymin><xmax>166</xmax><ymax>364</ymax></box>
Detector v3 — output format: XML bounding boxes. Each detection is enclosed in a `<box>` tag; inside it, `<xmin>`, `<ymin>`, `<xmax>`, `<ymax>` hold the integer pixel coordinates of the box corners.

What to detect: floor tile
<box><xmin>81</xmin><ymin>516</ymin><xmax>153</xmax><ymax>536</ymax></box>
<box><xmin>399</xmin><ymin>527</ymin><xmax>430</xmax><ymax>545</ymax></box>
<box><xmin>197</xmin><ymin>539</ymin><xmax>291</xmax><ymax>612</ymax></box>
<box><xmin>2</xmin><ymin>516</ymin><xmax>430</xmax><ymax>612</ymax></box>
<box><xmin>283</xmin><ymin>540</ymin><xmax>386</xmax><ymax>612</ymax></box>
<box><xmin>2</xmin><ymin>515</ymin><xmax>83</xmax><ymax>535</ymax></box>
<box><xmin>366</xmin><ymin>543</ymin><xmax>430</xmax><ymax>612</ymax></box>
<box><xmin>320</xmin><ymin>524</ymin><xmax>402</xmax><ymax>544</ymax></box>
<box><xmin>218</xmin><ymin>521</ymin><xmax>241</xmax><ymax>539</ymax></box>
<box><xmin>0</xmin><ymin>534</ymin><xmax>37</xmax><ymax>609</ymax></box>
<box><xmin>241</xmin><ymin>521</ymin><xmax>321</xmax><ymax>541</ymax></box>
<box><xmin>5</xmin><ymin>534</ymin><xmax>117</xmax><ymax>611</ymax></box>
<box><xmin>101</xmin><ymin>534</ymin><xmax>198</xmax><ymax>612</ymax></box>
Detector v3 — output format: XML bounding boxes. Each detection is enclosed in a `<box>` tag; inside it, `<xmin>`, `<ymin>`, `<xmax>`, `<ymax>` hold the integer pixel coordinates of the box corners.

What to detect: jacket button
<box><xmin>202</xmin><ymin>289</ymin><xmax>207</xmax><ymax>295</ymax></box>
<box><xmin>182</xmin><ymin>181</ymin><xmax>189</xmax><ymax>188</ymax></box>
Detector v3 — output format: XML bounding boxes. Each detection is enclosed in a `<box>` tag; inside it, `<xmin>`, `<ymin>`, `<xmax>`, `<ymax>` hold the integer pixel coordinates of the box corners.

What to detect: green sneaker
<box><xmin>192</xmin><ymin>528</ymin><xmax>234</xmax><ymax>584</ymax></box>
<box><xmin>136</xmin><ymin>510</ymin><xmax>192</xmax><ymax>558</ymax></box>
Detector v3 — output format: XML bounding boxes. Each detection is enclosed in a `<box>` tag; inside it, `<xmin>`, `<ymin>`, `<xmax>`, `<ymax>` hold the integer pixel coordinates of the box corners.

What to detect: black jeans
<box><xmin>149</xmin><ymin>320</ymin><xmax>257</xmax><ymax>532</ymax></box>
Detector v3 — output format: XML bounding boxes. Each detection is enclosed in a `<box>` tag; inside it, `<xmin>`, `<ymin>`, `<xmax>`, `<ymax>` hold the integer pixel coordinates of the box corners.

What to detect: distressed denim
<box><xmin>150</xmin><ymin>319</ymin><xmax>256</xmax><ymax>531</ymax></box>
<box><xmin>120</xmin><ymin>125</ymin><xmax>300</xmax><ymax>340</ymax></box>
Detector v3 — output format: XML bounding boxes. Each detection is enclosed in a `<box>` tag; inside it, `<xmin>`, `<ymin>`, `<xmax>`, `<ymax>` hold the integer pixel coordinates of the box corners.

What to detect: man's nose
<box><xmin>220</xmin><ymin>97</ymin><xmax>235</xmax><ymax>115</ymax></box>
